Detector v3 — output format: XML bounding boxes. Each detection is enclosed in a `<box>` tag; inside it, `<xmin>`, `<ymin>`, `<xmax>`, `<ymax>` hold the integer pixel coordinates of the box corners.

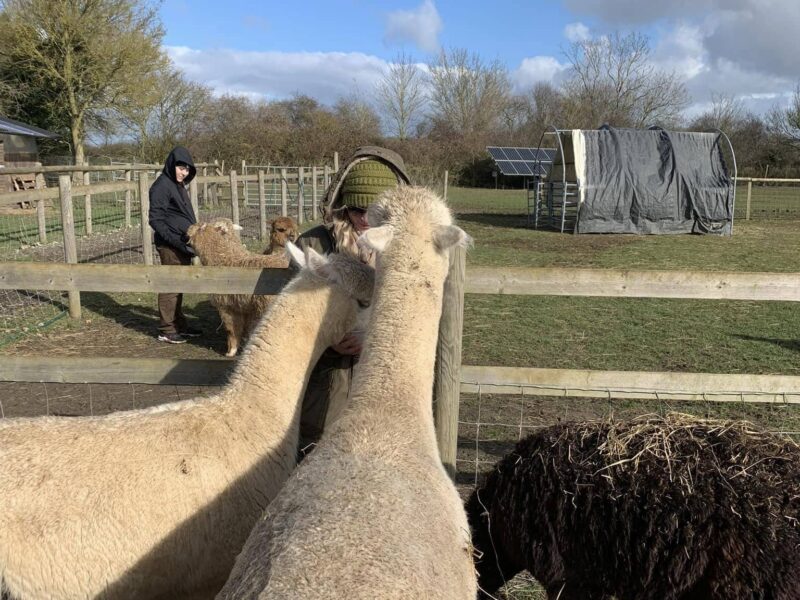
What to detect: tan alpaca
<box><xmin>0</xmin><ymin>246</ymin><xmax>374</xmax><ymax>600</ymax></box>
<box><xmin>187</xmin><ymin>218</ymin><xmax>289</xmax><ymax>357</ymax></box>
<box><xmin>263</xmin><ymin>216</ymin><xmax>299</xmax><ymax>254</ymax></box>
<box><xmin>217</xmin><ymin>187</ymin><xmax>476</xmax><ymax>599</ymax></box>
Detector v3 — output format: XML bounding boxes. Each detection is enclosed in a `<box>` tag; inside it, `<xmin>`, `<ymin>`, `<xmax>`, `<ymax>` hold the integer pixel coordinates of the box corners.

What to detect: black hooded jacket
<box><xmin>148</xmin><ymin>146</ymin><xmax>197</xmax><ymax>255</ymax></box>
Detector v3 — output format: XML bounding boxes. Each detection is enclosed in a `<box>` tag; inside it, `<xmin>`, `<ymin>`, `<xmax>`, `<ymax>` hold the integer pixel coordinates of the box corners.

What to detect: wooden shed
<box><xmin>0</xmin><ymin>116</ymin><xmax>59</xmax><ymax>193</ymax></box>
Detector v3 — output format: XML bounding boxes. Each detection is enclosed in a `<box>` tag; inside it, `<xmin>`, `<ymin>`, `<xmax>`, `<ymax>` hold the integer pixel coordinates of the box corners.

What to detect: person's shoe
<box><xmin>179</xmin><ymin>327</ymin><xmax>203</xmax><ymax>338</ymax></box>
<box><xmin>158</xmin><ymin>332</ymin><xmax>187</xmax><ymax>344</ymax></box>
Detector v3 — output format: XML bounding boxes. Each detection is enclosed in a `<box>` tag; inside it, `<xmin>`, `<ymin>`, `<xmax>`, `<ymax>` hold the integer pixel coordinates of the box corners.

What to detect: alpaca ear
<box><xmin>233</xmin><ymin>224</ymin><xmax>243</xmax><ymax>232</ymax></box>
<box><xmin>214</xmin><ymin>223</ymin><xmax>229</xmax><ymax>236</ymax></box>
<box><xmin>433</xmin><ymin>225</ymin><xmax>471</xmax><ymax>251</ymax></box>
<box><xmin>285</xmin><ymin>241</ymin><xmax>306</xmax><ymax>268</ymax></box>
<box><xmin>305</xmin><ymin>247</ymin><xmax>332</xmax><ymax>278</ymax></box>
<box><xmin>358</xmin><ymin>226</ymin><xmax>394</xmax><ymax>252</ymax></box>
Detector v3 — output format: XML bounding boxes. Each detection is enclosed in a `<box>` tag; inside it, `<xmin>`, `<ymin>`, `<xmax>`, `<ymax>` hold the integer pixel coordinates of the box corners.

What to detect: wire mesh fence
<box><xmin>0</xmin><ymin>162</ymin><xmax>329</xmax><ymax>345</ymax></box>
<box><xmin>457</xmin><ymin>384</ymin><xmax>800</xmax><ymax>491</ymax></box>
<box><xmin>734</xmin><ymin>179</ymin><xmax>800</xmax><ymax>219</ymax></box>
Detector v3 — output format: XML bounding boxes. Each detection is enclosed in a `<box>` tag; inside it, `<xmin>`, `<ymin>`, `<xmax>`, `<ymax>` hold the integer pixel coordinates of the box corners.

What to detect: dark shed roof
<box><xmin>0</xmin><ymin>116</ymin><xmax>59</xmax><ymax>139</ymax></box>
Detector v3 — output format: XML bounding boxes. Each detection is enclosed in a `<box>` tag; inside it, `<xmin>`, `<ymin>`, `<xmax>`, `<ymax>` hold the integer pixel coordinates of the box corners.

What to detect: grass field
<box><xmin>2</xmin><ymin>186</ymin><xmax>800</xmax><ymax>599</ymax></box>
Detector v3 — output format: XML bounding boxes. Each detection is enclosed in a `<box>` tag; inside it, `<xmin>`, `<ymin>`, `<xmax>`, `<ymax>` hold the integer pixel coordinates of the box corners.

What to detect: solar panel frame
<box><xmin>487</xmin><ymin>146</ymin><xmax>556</xmax><ymax>177</ymax></box>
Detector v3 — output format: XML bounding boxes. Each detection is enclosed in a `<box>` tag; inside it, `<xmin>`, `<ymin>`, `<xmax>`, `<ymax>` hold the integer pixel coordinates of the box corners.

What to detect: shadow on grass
<box><xmin>733</xmin><ymin>334</ymin><xmax>800</xmax><ymax>353</ymax></box>
<box><xmin>80</xmin><ymin>292</ymin><xmax>225</xmax><ymax>352</ymax></box>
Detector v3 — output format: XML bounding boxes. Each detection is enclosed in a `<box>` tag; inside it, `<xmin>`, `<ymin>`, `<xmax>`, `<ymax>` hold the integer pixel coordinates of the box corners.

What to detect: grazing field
<box><xmin>2</xmin><ymin>186</ymin><xmax>800</xmax><ymax>599</ymax></box>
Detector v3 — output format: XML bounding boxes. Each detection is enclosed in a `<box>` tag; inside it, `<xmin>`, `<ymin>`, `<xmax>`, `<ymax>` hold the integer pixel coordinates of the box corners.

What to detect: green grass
<box><xmin>454</xmin><ymin>211</ymin><xmax>800</xmax><ymax>376</ymax></box>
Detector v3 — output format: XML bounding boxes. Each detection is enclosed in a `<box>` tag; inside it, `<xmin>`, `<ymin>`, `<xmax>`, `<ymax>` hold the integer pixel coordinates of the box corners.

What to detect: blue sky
<box><xmin>160</xmin><ymin>0</ymin><xmax>799</xmax><ymax>116</ymax></box>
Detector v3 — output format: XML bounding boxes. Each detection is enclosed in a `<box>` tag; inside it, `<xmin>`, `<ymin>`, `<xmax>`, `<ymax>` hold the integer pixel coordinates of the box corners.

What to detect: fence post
<box><xmin>443</xmin><ymin>170</ymin><xmax>449</xmax><ymax>204</ymax></box>
<box><xmin>241</xmin><ymin>160</ymin><xmax>247</xmax><ymax>205</ymax></box>
<box><xmin>229</xmin><ymin>170</ymin><xmax>240</xmax><ymax>228</ymax></box>
<box><xmin>746</xmin><ymin>179</ymin><xmax>753</xmax><ymax>220</ymax></box>
<box><xmin>280</xmin><ymin>167</ymin><xmax>288</xmax><ymax>217</ymax></box>
<box><xmin>333</xmin><ymin>152</ymin><xmax>339</xmax><ymax>173</ymax></box>
<box><xmin>324</xmin><ymin>164</ymin><xmax>331</xmax><ymax>191</ymax></box>
<box><xmin>213</xmin><ymin>159</ymin><xmax>221</xmax><ymax>207</ymax></box>
<box><xmin>124</xmin><ymin>170</ymin><xmax>132</xmax><ymax>227</ymax></box>
<box><xmin>59</xmin><ymin>175</ymin><xmax>81</xmax><ymax>319</ymax></box>
<box><xmin>297</xmin><ymin>166</ymin><xmax>305</xmax><ymax>225</ymax></box>
<box><xmin>36</xmin><ymin>199</ymin><xmax>47</xmax><ymax>244</ymax></box>
<box><xmin>189</xmin><ymin>177</ymin><xmax>199</xmax><ymax>219</ymax></box>
<box><xmin>258</xmin><ymin>169</ymin><xmax>267</xmax><ymax>242</ymax></box>
<box><xmin>139</xmin><ymin>172</ymin><xmax>153</xmax><ymax>266</ymax></box>
<box><xmin>433</xmin><ymin>244</ymin><xmax>465</xmax><ymax>479</ymax></box>
<box><xmin>83</xmin><ymin>171</ymin><xmax>92</xmax><ymax>236</ymax></box>
<box><xmin>202</xmin><ymin>166</ymin><xmax>208</xmax><ymax>206</ymax></box>
<box><xmin>311</xmin><ymin>166</ymin><xmax>318</xmax><ymax>220</ymax></box>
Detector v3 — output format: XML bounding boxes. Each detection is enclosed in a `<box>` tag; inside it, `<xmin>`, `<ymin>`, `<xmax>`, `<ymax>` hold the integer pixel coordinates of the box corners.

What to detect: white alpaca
<box><xmin>0</xmin><ymin>246</ymin><xmax>374</xmax><ymax>600</ymax></box>
<box><xmin>217</xmin><ymin>186</ymin><xmax>476</xmax><ymax>599</ymax></box>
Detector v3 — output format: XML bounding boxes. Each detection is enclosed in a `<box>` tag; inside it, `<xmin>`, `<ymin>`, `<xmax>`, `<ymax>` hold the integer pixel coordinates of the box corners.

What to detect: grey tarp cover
<box><xmin>575</xmin><ymin>127</ymin><xmax>733</xmax><ymax>235</ymax></box>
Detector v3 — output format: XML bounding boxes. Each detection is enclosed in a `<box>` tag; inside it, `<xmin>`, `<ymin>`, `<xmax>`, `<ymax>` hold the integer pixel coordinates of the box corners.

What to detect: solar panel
<box><xmin>487</xmin><ymin>146</ymin><xmax>556</xmax><ymax>177</ymax></box>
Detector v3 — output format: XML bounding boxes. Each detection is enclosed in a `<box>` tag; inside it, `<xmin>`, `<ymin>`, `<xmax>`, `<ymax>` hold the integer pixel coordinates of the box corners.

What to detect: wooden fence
<box><xmin>735</xmin><ymin>177</ymin><xmax>800</xmax><ymax>220</ymax></box>
<box><xmin>2</xmin><ymin>257</ymin><xmax>800</xmax><ymax>476</ymax></box>
<box><xmin>0</xmin><ymin>163</ymin><xmax>331</xmax><ymax>250</ymax></box>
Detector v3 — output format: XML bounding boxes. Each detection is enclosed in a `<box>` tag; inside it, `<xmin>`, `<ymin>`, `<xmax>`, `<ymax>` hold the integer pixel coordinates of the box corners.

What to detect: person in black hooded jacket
<box><xmin>148</xmin><ymin>146</ymin><xmax>201</xmax><ymax>344</ymax></box>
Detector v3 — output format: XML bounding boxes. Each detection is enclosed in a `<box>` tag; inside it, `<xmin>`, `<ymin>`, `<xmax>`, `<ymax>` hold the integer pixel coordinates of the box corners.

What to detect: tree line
<box><xmin>1</xmin><ymin>0</ymin><xmax>798</xmax><ymax>185</ymax></box>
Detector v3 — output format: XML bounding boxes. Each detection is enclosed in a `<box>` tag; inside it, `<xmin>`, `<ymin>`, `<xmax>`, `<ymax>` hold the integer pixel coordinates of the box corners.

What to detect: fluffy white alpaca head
<box><xmin>286</xmin><ymin>242</ymin><xmax>374</xmax><ymax>309</ymax></box>
<box><xmin>356</xmin><ymin>186</ymin><xmax>471</xmax><ymax>255</ymax></box>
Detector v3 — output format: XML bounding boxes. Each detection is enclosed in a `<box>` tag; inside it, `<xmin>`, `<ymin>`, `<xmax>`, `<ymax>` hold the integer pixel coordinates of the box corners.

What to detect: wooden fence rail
<box><xmin>4</xmin><ymin>359</ymin><xmax>799</xmax><ymax>405</ymax></box>
<box><xmin>0</xmin><ymin>162</ymin><xmax>217</xmax><ymax>175</ymax></box>
<box><xmin>3</xmin><ymin>260</ymin><xmax>800</xmax><ymax>472</ymax></box>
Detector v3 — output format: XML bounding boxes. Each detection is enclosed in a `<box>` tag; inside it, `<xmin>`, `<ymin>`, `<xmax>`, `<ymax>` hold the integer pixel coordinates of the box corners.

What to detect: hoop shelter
<box><xmin>533</xmin><ymin>125</ymin><xmax>736</xmax><ymax>235</ymax></box>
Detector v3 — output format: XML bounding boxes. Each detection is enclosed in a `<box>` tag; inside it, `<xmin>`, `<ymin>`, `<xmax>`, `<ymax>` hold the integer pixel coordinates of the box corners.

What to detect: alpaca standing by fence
<box><xmin>217</xmin><ymin>186</ymin><xmax>476</xmax><ymax>599</ymax></box>
<box><xmin>187</xmin><ymin>218</ymin><xmax>290</xmax><ymax>357</ymax></box>
<box><xmin>466</xmin><ymin>414</ymin><xmax>800</xmax><ymax>600</ymax></box>
<box><xmin>0</xmin><ymin>248</ymin><xmax>374</xmax><ymax>600</ymax></box>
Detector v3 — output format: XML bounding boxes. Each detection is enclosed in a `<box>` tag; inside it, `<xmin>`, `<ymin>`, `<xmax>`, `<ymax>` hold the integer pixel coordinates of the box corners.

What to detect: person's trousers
<box><xmin>156</xmin><ymin>245</ymin><xmax>193</xmax><ymax>334</ymax></box>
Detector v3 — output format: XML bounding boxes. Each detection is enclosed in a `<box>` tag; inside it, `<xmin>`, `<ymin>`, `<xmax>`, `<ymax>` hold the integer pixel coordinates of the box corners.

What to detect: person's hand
<box><xmin>331</xmin><ymin>334</ymin><xmax>362</xmax><ymax>356</ymax></box>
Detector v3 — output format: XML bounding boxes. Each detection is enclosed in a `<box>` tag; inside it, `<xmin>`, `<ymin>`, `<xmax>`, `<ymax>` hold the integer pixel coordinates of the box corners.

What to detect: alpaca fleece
<box><xmin>187</xmin><ymin>218</ymin><xmax>289</xmax><ymax>356</ymax></box>
<box><xmin>0</xmin><ymin>252</ymin><xmax>373</xmax><ymax>600</ymax></box>
<box><xmin>466</xmin><ymin>413</ymin><xmax>800</xmax><ymax>600</ymax></box>
<box><xmin>217</xmin><ymin>186</ymin><xmax>476</xmax><ymax>599</ymax></box>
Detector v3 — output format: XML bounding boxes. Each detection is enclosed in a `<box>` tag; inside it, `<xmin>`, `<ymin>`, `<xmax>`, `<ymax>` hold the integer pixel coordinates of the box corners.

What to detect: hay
<box><xmin>555</xmin><ymin>412</ymin><xmax>800</xmax><ymax>498</ymax></box>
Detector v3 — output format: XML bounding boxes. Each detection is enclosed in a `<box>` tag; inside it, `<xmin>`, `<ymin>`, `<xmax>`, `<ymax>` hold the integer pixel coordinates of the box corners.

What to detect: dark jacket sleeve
<box><xmin>148</xmin><ymin>178</ymin><xmax>194</xmax><ymax>255</ymax></box>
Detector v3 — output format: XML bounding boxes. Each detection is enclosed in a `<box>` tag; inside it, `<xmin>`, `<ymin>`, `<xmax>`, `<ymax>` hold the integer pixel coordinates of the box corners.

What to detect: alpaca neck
<box><xmin>348</xmin><ymin>238</ymin><xmax>446</xmax><ymax>434</ymax></box>
<box><xmin>224</xmin><ymin>279</ymin><xmax>352</xmax><ymax>425</ymax></box>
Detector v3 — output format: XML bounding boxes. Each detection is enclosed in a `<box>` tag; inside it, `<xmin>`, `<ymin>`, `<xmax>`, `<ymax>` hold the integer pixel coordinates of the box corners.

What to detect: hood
<box><xmin>162</xmin><ymin>146</ymin><xmax>196</xmax><ymax>185</ymax></box>
<box><xmin>323</xmin><ymin>146</ymin><xmax>411</xmax><ymax>222</ymax></box>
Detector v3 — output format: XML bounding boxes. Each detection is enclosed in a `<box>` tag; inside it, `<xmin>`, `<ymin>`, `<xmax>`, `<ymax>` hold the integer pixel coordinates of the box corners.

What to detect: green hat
<box><xmin>341</xmin><ymin>159</ymin><xmax>398</xmax><ymax>209</ymax></box>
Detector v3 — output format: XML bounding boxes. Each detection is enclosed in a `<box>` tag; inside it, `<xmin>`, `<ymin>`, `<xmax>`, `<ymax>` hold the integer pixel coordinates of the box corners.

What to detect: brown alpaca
<box><xmin>187</xmin><ymin>218</ymin><xmax>289</xmax><ymax>357</ymax></box>
<box><xmin>264</xmin><ymin>216</ymin><xmax>299</xmax><ymax>254</ymax></box>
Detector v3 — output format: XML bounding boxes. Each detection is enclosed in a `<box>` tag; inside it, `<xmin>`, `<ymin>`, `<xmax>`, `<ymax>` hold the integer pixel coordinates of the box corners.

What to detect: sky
<box><xmin>160</xmin><ymin>0</ymin><xmax>799</xmax><ymax>118</ymax></box>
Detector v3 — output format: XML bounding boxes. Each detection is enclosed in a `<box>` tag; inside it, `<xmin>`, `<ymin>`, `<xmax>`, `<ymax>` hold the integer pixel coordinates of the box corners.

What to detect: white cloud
<box><xmin>513</xmin><ymin>56</ymin><xmax>569</xmax><ymax>90</ymax></box>
<box><xmin>564</xmin><ymin>22</ymin><xmax>591</xmax><ymax>42</ymax></box>
<box><xmin>651</xmin><ymin>24</ymin><xmax>705</xmax><ymax>80</ymax></box>
<box><xmin>384</xmin><ymin>0</ymin><xmax>443</xmax><ymax>53</ymax></box>
<box><xmin>560</xmin><ymin>0</ymin><xmax>799</xmax><ymax>116</ymax></box>
<box><xmin>166</xmin><ymin>46</ymin><xmax>388</xmax><ymax>105</ymax></box>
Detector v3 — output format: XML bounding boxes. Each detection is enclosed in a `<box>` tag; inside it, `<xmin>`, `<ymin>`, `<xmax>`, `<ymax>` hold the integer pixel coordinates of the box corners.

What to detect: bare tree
<box><xmin>767</xmin><ymin>84</ymin><xmax>800</xmax><ymax>148</ymax></box>
<box><xmin>561</xmin><ymin>32</ymin><xmax>689</xmax><ymax>129</ymax></box>
<box><xmin>375</xmin><ymin>52</ymin><xmax>428</xmax><ymax>139</ymax></box>
<box><xmin>427</xmin><ymin>48</ymin><xmax>510</xmax><ymax>136</ymax></box>
<box><xmin>689</xmin><ymin>92</ymin><xmax>746</xmax><ymax>132</ymax></box>
<box><xmin>0</xmin><ymin>0</ymin><xmax>167</xmax><ymax>165</ymax></box>
<box><xmin>119</xmin><ymin>66</ymin><xmax>211</xmax><ymax>163</ymax></box>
